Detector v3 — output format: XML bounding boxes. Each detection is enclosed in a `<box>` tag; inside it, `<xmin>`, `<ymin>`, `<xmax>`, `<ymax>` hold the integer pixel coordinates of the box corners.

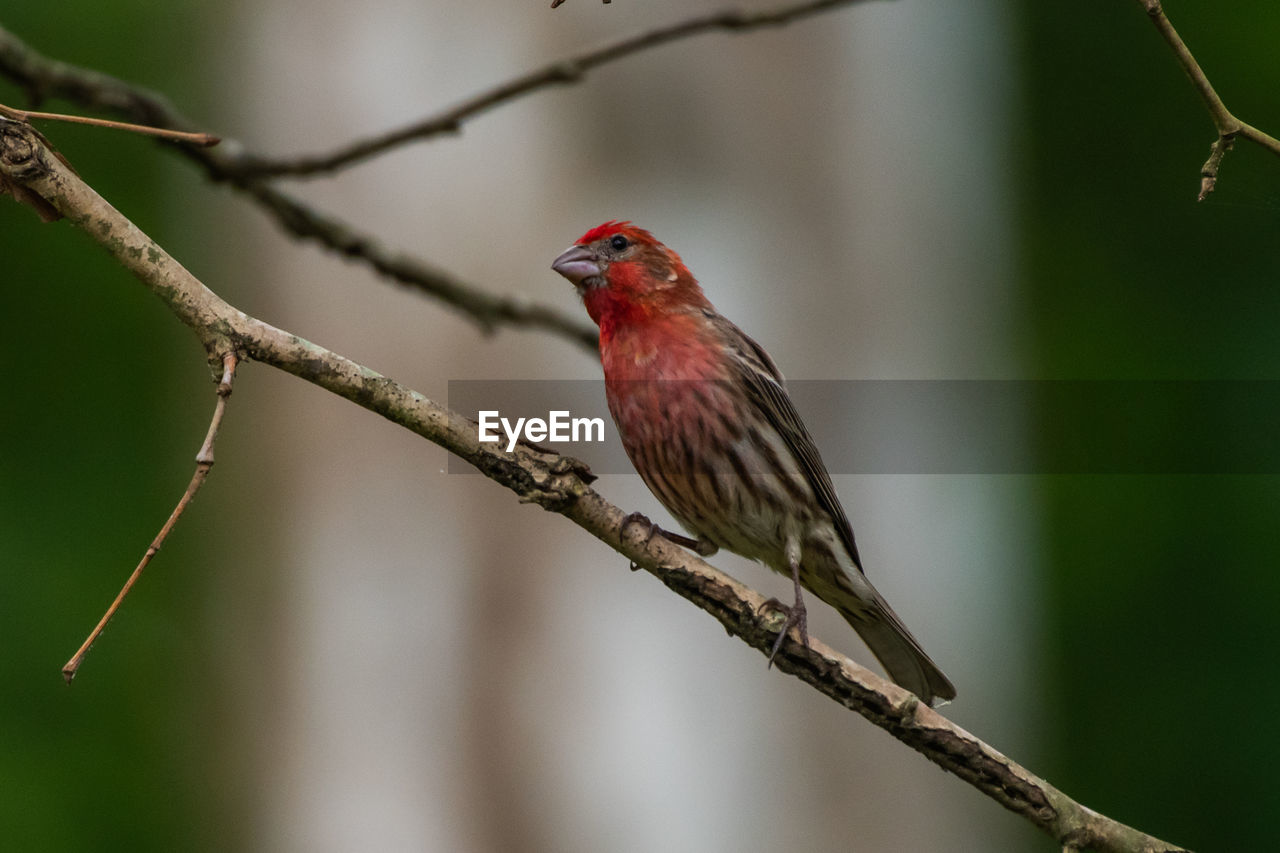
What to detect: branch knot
<box><xmin>0</xmin><ymin>117</ymin><xmax>47</xmax><ymax>179</ymax></box>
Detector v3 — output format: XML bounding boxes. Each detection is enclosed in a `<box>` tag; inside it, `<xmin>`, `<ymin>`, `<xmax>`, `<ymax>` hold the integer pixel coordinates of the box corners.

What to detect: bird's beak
<box><xmin>551</xmin><ymin>244</ymin><xmax>602</xmax><ymax>288</ymax></box>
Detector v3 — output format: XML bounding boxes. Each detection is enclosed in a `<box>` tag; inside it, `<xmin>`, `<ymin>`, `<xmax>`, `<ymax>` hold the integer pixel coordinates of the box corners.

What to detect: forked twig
<box><xmin>61</xmin><ymin>353</ymin><xmax>239</xmax><ymax>683</ymax></box>
<box><xmin>1136</xmin><ymin>0</ymin><xmax>1280</xmax><ymax>199</ymax></box>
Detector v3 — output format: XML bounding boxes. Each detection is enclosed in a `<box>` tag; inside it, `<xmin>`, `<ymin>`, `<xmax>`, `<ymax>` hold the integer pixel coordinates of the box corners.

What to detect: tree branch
<box><xmin>0</xmin><ymin>25</ymin><xmax>598</xmax><ymax>352</ymax></box>
<box><xmin>0</xmin><ymin>0</ymin><xmax>883</xmax><ymax>345</ymax></box>
<box><xmin>225</xmin><ymin>0</ymin><xmax>879</xmax><ymax>178</ymax></box>
<box><xmin>0</xmin><ymin>114</ymin><xmax>1189</xmax><ymax>853</ymax></box>
<box><xmin>1136</xmin><ymin>0</ymin><xmax>1280</xmax><ymax>199</ymax></box>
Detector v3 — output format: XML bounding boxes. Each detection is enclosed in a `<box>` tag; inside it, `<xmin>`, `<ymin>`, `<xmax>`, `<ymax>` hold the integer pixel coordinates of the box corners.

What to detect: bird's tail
<box><xmin>837</xmin><ymin>591</ymin><xmax>956</xmax><ymax>707</ymax></box>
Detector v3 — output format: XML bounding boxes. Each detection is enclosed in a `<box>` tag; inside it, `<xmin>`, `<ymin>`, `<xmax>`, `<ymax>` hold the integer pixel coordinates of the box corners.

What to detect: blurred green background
<box><xmin>3</xmin><ymin>2</ymin><xmax>1278</xmax><ymax>851</ymax></box>
<box><xmin>1023</xmin><ymin>3</ymin><xmax>1280</xmax><ymax>851</ymax></box>
<box><xmin>1</xmin><ymin>3</ymin><xmax>238</xmax><ymax>850</ymax></box>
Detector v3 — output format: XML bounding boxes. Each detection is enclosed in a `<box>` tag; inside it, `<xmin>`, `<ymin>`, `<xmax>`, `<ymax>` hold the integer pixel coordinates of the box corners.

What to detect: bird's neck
<box><xmin>596</xmin><ymin>307</ymin><xmax>724</xmax><ymax>383</ymax></box>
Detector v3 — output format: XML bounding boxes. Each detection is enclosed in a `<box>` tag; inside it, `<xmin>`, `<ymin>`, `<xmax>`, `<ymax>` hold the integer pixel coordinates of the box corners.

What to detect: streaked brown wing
<box><xmin>705</xmin><ymin>311</ymin><xmax>865</xmax><ymax>570</ymax></box>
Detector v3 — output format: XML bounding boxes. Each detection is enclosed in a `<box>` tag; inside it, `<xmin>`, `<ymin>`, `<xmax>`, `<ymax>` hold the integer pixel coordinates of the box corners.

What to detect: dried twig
<box><xmin>1136</xmin><ymin>0</ymin><xmax>1280</xmax><ymax>199</ymax></box>
<box><xmin>1</xmin><ymin>113</ymin><xmax>1190</xmax><ymax>853</ymax></box>
<box><xmin>0</xmin><ymin>102</ymin><xmax>219</xmax><ymax>145</ymax></box>
<box><xmin>61</xmin><ymin>352</ymin><xmax>238</xmax><ymax>683</ymax></box>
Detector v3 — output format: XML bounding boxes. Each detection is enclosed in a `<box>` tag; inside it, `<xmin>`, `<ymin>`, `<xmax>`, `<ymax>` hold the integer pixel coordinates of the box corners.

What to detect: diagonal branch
<box><xmin>237</xmin><ymin>179</ymin><xmax>599</xmax><ymax>350</ymax></box>
<box><xmin>0</xmin><ymin>114</ymin><xmax>1189</xmax><ymax>853</ymax></box>
<box><xmin>226</xmin><ymin>0</ymin><xmax>879</xmax><ymax>178</ymax></box>
<box><xmin>0</xmin><ymin>25</ymin><xmax>598</xmax><ymax>352</ymax></box>
<box><xmin>1136</xmin><ymin>0</ymin><xmax>1280</xmax><ymax>199</ymax></box>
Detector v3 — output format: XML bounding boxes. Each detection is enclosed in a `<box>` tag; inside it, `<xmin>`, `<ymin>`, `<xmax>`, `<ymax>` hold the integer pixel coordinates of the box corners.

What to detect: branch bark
<box><xmin>0</xmin><ymin>115</ymin><xmax>1189</xmax><ymax>853</ymax></box>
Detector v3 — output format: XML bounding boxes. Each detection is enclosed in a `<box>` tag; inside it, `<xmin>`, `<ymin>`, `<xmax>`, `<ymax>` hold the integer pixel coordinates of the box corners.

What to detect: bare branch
<box><xmin>61</xmin><ymin>352</ymin><xmax>239</xmax><ymax>683</ymax></box>
<box><xmin>237</xmin><ymin>179</ymin><xmax>599</xmax><ymax>350</ymax></box>
<box><xmin>0</xmin><ymin>114</ymin><xmax>1190</xmax><ymax>853</ymax></box>
<box><xmin>227</xmin><ymin>0</ymin><xmax>879</xmax><ymax>178</ymax></box>
<box><xmin>0</xmin><ymin>25</ymin><xmax>598</xmax><ymax>352</ymax></box>
<box><xmin>1136</xmin><ymin>0</ymin><xmax>1280</xmax><ymax>199</ymax></box>
<box><xmin>0</xmin><ymin>0</ymin><xmax>882</xmax><ymax>341</ymax></box>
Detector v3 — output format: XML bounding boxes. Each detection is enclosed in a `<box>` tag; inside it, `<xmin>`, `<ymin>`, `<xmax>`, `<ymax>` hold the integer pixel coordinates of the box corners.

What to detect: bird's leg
<box><xmin>764</xmin><ymin>544</ymin><xmax>809</xmax><ymax>667</ymax></box>
<box><xmin>620</xmin><ymin>512</ymin><xmax>718</xmax><ymax>557</ymax></box>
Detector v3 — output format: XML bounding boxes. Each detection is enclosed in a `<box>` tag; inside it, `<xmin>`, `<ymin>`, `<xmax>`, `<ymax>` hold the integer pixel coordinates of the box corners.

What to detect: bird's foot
<box><xmin>621</xmin><ymin>512</ymin><xmax>657</xmax><ymax>569</ymax></box>
<box><xmin>760</xmin><ymin>595</ymin><xmax>808</xmax><ymax>668</ymax></box>
<box><xmin>620</xmin><ymin>512</ymin><xmax>718</xmax><ymax>558</ymax></box>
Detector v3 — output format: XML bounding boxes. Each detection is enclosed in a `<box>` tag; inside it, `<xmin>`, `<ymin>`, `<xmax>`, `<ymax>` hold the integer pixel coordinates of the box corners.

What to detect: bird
<box><xmin>552</xmin><ymin>220</ymin><xmax>956</xmax><ymax>706</ymax></box>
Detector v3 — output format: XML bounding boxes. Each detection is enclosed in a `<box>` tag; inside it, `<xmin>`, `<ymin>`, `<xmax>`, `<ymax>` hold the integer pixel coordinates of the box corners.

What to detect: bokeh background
<box><xmin>3</xmin><ymin>1</ymin><xmax>1278</xmax><ymax>850</ymax></box>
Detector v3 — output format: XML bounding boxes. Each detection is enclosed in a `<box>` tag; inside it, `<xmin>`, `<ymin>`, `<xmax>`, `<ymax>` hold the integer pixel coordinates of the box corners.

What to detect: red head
<box><xmin>551</xmin><ymin>221</ymin><xmax>711</xmax><ymax>333</ymax></box>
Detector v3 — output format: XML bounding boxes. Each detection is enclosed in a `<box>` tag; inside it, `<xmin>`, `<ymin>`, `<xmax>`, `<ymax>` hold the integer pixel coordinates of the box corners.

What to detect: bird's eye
<box><xmin>610</xmin><ymin>235</ymin><xmax>629</xmax><ymax>252</ymax></box>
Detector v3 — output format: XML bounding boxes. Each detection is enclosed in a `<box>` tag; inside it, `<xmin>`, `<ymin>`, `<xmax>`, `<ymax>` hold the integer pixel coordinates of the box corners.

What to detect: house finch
<box><xmin>552</xmin><ymin>221</ymin><xmax>956</xmax><ymax>706</ymax></box>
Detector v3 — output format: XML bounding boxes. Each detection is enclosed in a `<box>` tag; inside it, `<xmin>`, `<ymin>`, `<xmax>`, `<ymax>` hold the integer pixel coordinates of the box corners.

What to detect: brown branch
<box><xmin>0</xmin><ymin>25</ymin><xmax>597</xmax><ymax>353</ymax></box>
<box><xmin>227</xmin><ymin>0</ymin><xmax>878</xmax><ymax>178</ymax></box>
<box><xmin>61</xmin><ymin>352</ymin><xmax>239</xmax><ymax>683</ymax></box>
<box><xmin>1136</xmin><ymin>0</ymin><xmax>1280</xmax><ymax>199</ymax></box>
<box><xmin>0</xmin><ymin>114</ymin><xmax>1189</xmax><ymax>853</ymax></box>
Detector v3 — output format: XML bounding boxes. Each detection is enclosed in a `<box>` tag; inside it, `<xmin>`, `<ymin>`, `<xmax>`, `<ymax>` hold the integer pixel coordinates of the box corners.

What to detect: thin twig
<box><xmin>2</xmin><ymin>114</ymin><xmax>1190</xmax><ymax>853</ymax></box>
<box><xmin>1136</xmin><ymin>0</ymin><xmax>1280</xmax><ymax>199</ymax></box>
<box><xmin>0</xmin><ymin>102</ymin><xmax>219</xmax><ymax>145</ymax></box>
<box><xmin>61</xmin><ymin>353</ymin><xmax>238</xmax><ymax>683</ymax></box>
<box><xmin>228</xmin><ymin>0</ymin><xmax>877</xmax><ymax>178</ymax></box>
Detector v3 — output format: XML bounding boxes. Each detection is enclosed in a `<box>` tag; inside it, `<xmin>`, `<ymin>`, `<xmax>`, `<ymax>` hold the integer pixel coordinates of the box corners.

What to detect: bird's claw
<box><xmin>621</xmin><ymin>511</ymin><xmax>660</xmax><ymax>546</ymax></box>
<box><xmin>761</xmin><ymin>596</ymin><xmax>809</xmax><ymax>668</ymax></box>
<box><xmin>620</xmin><ymin>512</ymin><xmax>717</xmax><ymax>557</ymax></box>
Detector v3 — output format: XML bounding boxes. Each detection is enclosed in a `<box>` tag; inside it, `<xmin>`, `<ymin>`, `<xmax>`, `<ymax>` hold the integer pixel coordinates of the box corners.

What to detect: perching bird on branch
<box><xmin>553</xmin><ymin>221</ymin><xmax>955</xmax><ymax>706</ymax></box>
